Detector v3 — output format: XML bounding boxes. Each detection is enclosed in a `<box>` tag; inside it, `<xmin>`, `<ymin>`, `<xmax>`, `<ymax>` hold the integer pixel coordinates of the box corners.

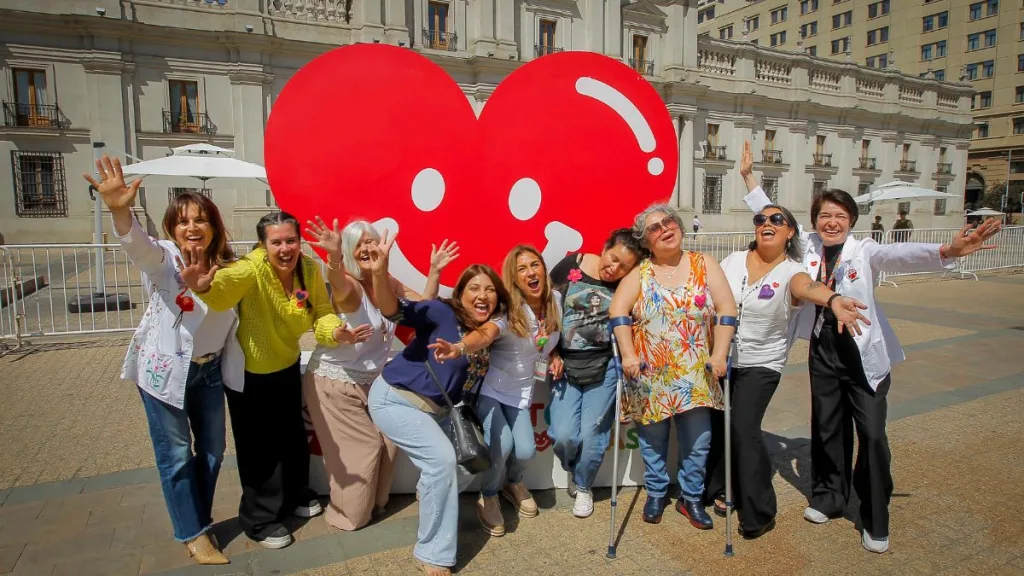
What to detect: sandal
<box><xmin>713</xmin><ymin>497</ymin><xmax>728</xmax><ymax>518</ymax></box>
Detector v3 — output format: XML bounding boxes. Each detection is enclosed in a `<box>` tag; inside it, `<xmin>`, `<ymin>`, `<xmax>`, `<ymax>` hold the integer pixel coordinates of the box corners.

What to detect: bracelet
<box><xmin>607</xmin><ymin>316</ymin><xmax>633</xmax><ymax>331</ymax></box>
<box><xmin>826</xmin><ymin>294</ymin><xmax>840</xmax><ymax>308</ymax></box>
<box><xmin>455</xmin><ymin>340</ymin><xmax>467</xmax><ymax>357</ymax></box>
<box><xmin>717</xmin><ymin>316</ymin><xmax>738</xmax><ymax>327</ymax></box>
<box><xmin>325</xmin><ymin>258</ymin><xmax>342</xmax><ymax>271</ymax></box>
<box><xmin>938</xmin><ymin>244</ymin><xmax>950</xmax><ymax>260</ymax></box>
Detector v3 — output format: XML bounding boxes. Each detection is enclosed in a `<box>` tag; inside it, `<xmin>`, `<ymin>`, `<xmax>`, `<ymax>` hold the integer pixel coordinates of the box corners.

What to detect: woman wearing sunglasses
<box><xmin>704</xmin><ymin>204</ymin><xmax>869</xmax><ymax>540</ymax></box>
<box><xmin>609</xmin><ymin>204</ymin><xmax>737</xmax><ymax>529</ymax></box>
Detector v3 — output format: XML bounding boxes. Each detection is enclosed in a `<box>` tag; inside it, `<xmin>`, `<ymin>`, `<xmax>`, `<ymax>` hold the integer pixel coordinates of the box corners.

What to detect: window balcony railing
<box><xmin>703</xmin><ymin>144</ymin><xmax>728</xmax><ymax>161</ymax></box>
<box><xmin>936</xmin><ymin>162</ymin><xmax>952</xmax><ymax>174</ymax></box>
<box><xmin>812</xmin><ymin>153</ymin><xmax>832</xmax><ymax>167</ymax></box>
<box><xmin>423</xmin><ymin>29</ymin><xmax>458</xmax><ymax>51</ymax></box>
<box><xmin>762</xmin><ymin>149</ymin><xmax>783</xmax><ymax>163</ymax></box>
<box><xmin>535</xmin><ymin>45</ymin><xmax>564</xmax><ymax>58</ymax></box>
<box><xmin>899</xmin><ymin>159</ymin><xmax>917</xmax><ymax>172</ymax></box>
<box><xmin>162</xmin><ymin>110</ymin><xmax>215</xmax><ymax>134</ymax></box>
<box><xmin>629</xmin><ymin>58</ymin><xmax>655</xmax><ymax>75</ymax></box>
<box><xmin>2</xmin><ymin>102</ymin><xmax>70</xmax><ymax>129</ymax></box>
<box><xmin>859</xmin><ymin>156</ymin><xmax>877</xmax><ymax>169</ymax></box>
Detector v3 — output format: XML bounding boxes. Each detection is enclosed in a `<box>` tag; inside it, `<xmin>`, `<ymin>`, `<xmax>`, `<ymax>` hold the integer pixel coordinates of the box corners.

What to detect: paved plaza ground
<box><xmin>0</xmin><ymin>271</ymin><xmax>1023</xmax><ymax>575</ymax></box>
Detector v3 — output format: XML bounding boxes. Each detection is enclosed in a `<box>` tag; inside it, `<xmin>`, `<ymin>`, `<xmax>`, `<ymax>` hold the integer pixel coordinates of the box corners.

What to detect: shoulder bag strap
<box><xmin>423</xmin><ymin>361</ymin><xmax>456</xmax><ymax>410</ymax></box>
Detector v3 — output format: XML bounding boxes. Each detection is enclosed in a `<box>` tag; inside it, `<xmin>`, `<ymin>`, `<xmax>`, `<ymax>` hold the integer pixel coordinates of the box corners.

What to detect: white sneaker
<box><xmin>862</xmin><ymin>530</ymin><xmax>890</xmax><ymax>553</ymax></box>
<box><xmin>803</xmin><ymin>506</ymin><xmax>829</xmax><ymax>524</ymax></box>
<box><xmin>294</xmin><ymin>499</ymin><xmax>323</xmax><ymax>518</ymax></box>
<box><xmin>566</xmin><ymin>471</ymin><xmax>578</xmax><ymax>498</ymax></box>
<box><xmin>253</xmin><ymin>525</ymin><xmax>293</xmax><ymax>549</ymax></box>
<box><xmin>573</xmin><ymin>491</ymin><xmax>594</xmax><ymax>518</ymax></box>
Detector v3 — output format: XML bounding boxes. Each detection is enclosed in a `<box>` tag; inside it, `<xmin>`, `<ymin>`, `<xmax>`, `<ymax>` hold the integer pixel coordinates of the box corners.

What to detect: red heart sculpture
<box><xmin>266</xmin><ymin>44</ymin><xmax>678</xmax><ymax>291</ymax></box>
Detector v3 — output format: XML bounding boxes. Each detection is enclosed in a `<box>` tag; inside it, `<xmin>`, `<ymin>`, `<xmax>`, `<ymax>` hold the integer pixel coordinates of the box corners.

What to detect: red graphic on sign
<box><xmin>265</xmin><ymin>44</ymin><xmax>677</xmax><ymax>294</ymax></box>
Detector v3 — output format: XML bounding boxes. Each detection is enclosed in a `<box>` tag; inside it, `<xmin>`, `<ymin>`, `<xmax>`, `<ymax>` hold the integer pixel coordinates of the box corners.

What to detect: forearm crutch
<box><xmin>722</xmin><ymin>331</ymin><xmax>738</xmax><ymax>558</ymax></box>
<box><xmin>606</xmin><ymin>332</ymin><xmax>625</xmax><ymax>559</ymax></box>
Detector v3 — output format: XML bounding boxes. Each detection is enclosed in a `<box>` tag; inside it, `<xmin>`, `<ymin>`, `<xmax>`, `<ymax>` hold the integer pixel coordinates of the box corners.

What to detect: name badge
<box><xmin>534</xmin><ymin>359</ymin><xmax>549</xmax><ymax>381</ymax></box>
<box><xmin>813</xmin><ymin>312</ymin><xmax>825</xmax><ymax>338</ymax></box>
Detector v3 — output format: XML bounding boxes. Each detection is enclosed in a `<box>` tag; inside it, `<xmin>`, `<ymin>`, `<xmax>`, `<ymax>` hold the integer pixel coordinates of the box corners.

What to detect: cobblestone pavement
<box><xmin>0</xmin><ymin>271</ymin><xmax>1022</xmax><ymax>575</ymax></box>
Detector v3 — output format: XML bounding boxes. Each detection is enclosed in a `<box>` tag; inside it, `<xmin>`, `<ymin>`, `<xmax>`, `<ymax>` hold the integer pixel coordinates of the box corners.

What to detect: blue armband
<box><xmin>717</xmin><ymin>316</ymin><xmax>738</xmax><ymax>327</ymax></box>
<box><xmin>607</xmin><ymin>316</ymin><xmax>633</xmax><ymax>332</ymax></box>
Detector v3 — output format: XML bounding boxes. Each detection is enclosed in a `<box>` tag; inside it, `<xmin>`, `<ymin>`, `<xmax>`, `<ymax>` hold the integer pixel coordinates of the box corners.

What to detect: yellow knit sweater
<box><xmin>197</xmin><ymin>247</ymin><xmax>341</xmax><ymax>374</ymax></box>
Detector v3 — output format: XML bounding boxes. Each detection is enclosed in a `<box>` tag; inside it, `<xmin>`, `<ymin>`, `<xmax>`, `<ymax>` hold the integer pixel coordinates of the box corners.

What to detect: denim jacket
<box><xmin>116</xmin><ymin>218</ymin><xmax>245</xmax><ymax>408</ymax></box>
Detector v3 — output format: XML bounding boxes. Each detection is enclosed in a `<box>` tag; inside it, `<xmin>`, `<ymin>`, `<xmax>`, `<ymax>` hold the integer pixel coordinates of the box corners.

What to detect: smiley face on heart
<box><xmin>265</xmin><ymin>44</ymin><xmax>678</xmax><ymax>293</ymax></box>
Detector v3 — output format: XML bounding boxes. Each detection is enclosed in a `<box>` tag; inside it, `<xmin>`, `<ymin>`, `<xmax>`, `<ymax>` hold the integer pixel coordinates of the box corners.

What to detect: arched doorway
<box><xmin>964</xmin><ymin>173</ymin><xmax>985</xmax><ymax>211</ymax></box>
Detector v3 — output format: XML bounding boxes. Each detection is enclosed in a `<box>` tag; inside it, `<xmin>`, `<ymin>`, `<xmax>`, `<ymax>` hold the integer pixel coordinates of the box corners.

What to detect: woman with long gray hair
<box><xmin>703</xmin><ymin>202</ymin><xmax>870</xmax><ymax>540</ymax></box>
<box><xmin>302</xmin><ymin>218</ymin><xmax>459</xmax><ymax>531</ymax></box>
<box><xmin>609</xmin><ymin>204</ymin><xmax>736</xmax><ymax>529</ymax></box>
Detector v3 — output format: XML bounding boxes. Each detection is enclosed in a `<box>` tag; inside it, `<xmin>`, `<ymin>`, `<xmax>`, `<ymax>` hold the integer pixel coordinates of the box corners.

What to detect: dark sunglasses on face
<box><xmin>753</xmin><ymin>213</ymin><xmax>788</xmax><ymax>227</ymax></box>
<box><xmin>646</xmin><ymin>215</ymin><xmax>679</xmax><ymax>237</ymax></box>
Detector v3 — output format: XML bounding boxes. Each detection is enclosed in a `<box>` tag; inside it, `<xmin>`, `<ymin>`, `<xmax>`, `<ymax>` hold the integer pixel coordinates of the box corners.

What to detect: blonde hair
<box><xmin>501</xmin><ymin>245</ymin><xmax>561</xmax><ymax>339</ymax></box>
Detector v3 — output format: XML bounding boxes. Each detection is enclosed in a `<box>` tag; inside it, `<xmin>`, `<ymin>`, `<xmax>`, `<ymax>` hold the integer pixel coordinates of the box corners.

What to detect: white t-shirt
<box><xmin>720</xmin><ymin>251</ymin><xmax>806</xmax><ymax>374</ymax></box>
<box><xmin>308</xmin><ymin>287</ymin><xmax>396</xmax><ymax>385</ymax></box>
<box><xmin>191</xmin><ymin>309</ymin><xmax>235</xmax><ymax>358</ymax></box>
<box><xmin>479</xmin><ymin>294</ymin><xmax>562</xmax><ymax>410</ymax></box>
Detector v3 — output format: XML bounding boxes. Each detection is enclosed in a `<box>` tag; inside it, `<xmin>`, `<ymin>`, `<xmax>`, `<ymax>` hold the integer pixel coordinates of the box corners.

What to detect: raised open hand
<box><xmin>175</xmin><ymin>245</ymin><xmax>220</xmax><ymax>293</ymax></box>
<box><xmin>306</xmin><ymin>216</ymin><xmax>343</xmax><ymax>262</ymax></box>
<box><xmin>83</xmin><ymin>155</ymin><xmax>141</xmax><ymax>212</ymax></box>
<box><xmin>427</xmin><ymin>337</ymin><xmax>464</xmax><ymax>362</ymax></box>
<box><xmin>369</xmin><ymin>229</ymin><xmax>396</xmax><ymax>274</ymax></box>
<box><xmin>429</xmin><ymin>239</ymin><xmax>460</xmax><ymax>272</ymax></box>
<box><xmin>831</xmin><ymin>296</ymin><xmax>871</xmax><ymax>336</ymax></box>
<box><xmin>945</xmin><ymin>218</ymin><xmax>1002</xmax><ymax>258</ymax></box>
<box><xmin>740</xmin><ymin>140</ymin><xmax>754</xmax><ymax>178</ymax></box>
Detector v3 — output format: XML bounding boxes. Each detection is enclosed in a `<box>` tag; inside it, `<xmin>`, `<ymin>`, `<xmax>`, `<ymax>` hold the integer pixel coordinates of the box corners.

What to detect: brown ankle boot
<box><xmin>184</xmin><ymin>533</ymin><xmax>229</xmax><ymax>565</ymax></box>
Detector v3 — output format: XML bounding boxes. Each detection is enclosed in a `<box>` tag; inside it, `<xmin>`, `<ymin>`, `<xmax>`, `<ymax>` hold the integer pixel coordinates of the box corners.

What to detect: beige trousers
<box><xmin>303</xmin><ymin>371</ymin><xmax>398</xmax><ymax>531</ymax></box>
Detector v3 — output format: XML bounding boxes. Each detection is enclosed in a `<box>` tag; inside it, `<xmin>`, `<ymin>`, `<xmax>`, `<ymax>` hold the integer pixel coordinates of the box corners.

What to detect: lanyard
<box><xmin>819</xmin><ymin>253</ymin><xmax>841</xmax><ymax>290</ymax></box>
<box><xmin>534</xmin><ymin>315</ymin><xmax>549</xmax><ymax>351</ymax></box>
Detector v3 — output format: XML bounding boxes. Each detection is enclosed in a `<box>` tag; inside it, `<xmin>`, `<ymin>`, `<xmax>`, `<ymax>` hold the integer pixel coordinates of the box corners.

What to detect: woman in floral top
<box><xmin>610</xmin><ymin>204</ymin><xmax>737</xmax><ymax>529</ymax></box>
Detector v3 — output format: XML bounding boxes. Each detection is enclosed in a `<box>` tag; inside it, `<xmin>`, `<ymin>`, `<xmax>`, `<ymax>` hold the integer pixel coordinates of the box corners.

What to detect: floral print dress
<box><xmin>623</xmin><ymin>253</ymin><xmax>723</xmax><ymax>426</ymax></box>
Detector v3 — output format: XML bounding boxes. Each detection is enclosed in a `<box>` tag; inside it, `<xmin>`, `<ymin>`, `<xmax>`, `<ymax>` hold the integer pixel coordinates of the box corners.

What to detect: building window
<box><xmin>771</xmin><ymin>6</ymin><xmax>788</xmax><ymax>24</ymax></box>
<box><xmin>168</xmin><ymin>187</ymin><xmax>213</xmax><ymax>203</ymax></box>
<box><xmin>762</xmin><ymin>177</ymin><xmax>779</xmax><ymax>203</ymax></box>
<box><xmin>538</xmin><ymin>19</ymin><xmax>556</xmax><ymax>54</ymax></box>
<box><xmin>966</xmin><ymin>63</ymin><xmax>978</xmax><ymax>79</ymax></box>
<box><xmin>812</xmin><ymin>179</ymin><xmax>828</xmax><ymax>199</ymax></box>
<box><xmin>831</xmin><ymin>37</ymin><xmax>851</xmax><ymax>54</ymax></box>
<box><xmin>969</xmin><ymin>2</ymin><xmax>983</xmax><ymax>20</ymax></box>
<box><xmin>968</xmin><ymin>33</ymin><xmax>981</xmax><ymax>51</ymax></box>
<box><xmin>922</xmin><ymin>45</ymin><xmax>933</xmax><ymax>60</ymax></box>
<box><xmin>988</xmin><ymin>0</ymin><xmax>999</xmax><ymax>15</ymax></box>
<box><xmin>898</xmin><ymin>201</ymin><xmax>911</xmax><ymax>215</ymax></box>
<box><xmin>975</xmin><ymin>91</ymin><xmax>992</xmax><ymax>108</ymax></box>
<box><xmin>936</xmin><ymin>41</ymin><xmax>947</xmax><ymax>57</ymax></box>
<box><xmin>867</xmin><ymin>55</ymin><xmax>888</xmax><ymax>68</ymax></box>
<box><xmin>862</xmin><ymin>139</ymin><xmax>871</xmax><ymax>157</ymax></box>
<box><xmin>1014</xmin><ymin>117</ymin><xmax>1024</xmax><ymax>134</ymax></box>
<box><xmin>426</xmin><ymin>1</ymin><xmax>452</xmax><ymax>49</ymax></box>
<box><xmin>923</xmin><ymin>12</ymin><xmax>949</xmax><ymax>31</ymax></box>
<box><xmin>11</xmin><ymin>151</ymin><xmax>67</xmax><ymax>218</ymax></box>
<box><xmin>858</xmin><ymin>181</ymin><xmax>871</xmax><ymax>197</ymax></box>
<box><xmin>800</xmin><ymin>0</ymin><xmax>818</xmax><ymax>14</ymax></box>
<box><xmin>631</xmin><ymin>35</ymin><xmax>651</xmax><ymax>74</ymax></box>
<box><xmin>698</xmin><ymin>6</ymin><xmax>716</xmax><ymax>23</ymax></box>
<box><xmin>939</xmin><ymin>147</ymin><xmax>947</xmax><ymax>163</ymax></box>
<box><xmin>1012</xmin><ymin>161</ymin><xmax>1024</xmax><ymax>174</ymax></box>
<box><xmin>807</xmin><ymin>45</ymin><xmax>817</xmax><ymax>56</ymax></box>
<box><xmin>1016</xmin><ymin>86</ymin><xmax>1024</xmax><ymax>103</ymax></box>
<box><xmin>708</xmin><ymin>123</ymin><xmax>720</xmax><ymax>147</ymax></box>
<box><xmin>801</xmin><ymin>21</ymin><xmax>818</xmax><ymax>38</ymax></box>
<box><xmin>816</xmin><ymin>134</ymin><xmax>826</xmax><ymax>155</ymax></box>
<box><xmin>702</xmin><ymin>175</ymin><xmax>723</xmax><ymax>214</ymax></box>
<box><xmin>747</xmin><ymin>16</ymin><xmax>760</xmax><ymax>32</ymax></box>
<box><xmin>1018</xmin><ymin>54</ymin><xmax>1024</xmax><ymax>71</ymax></box>
<box><xmin>934</xmin><ymin>197</ymin><xmax>947</xmax><ymax>216</ymax></box>
<box><xmin>771</xmin><ymin>31</ymin><xmax>787</xmax><ymax>46</ymax></box>
<box><xmin>985</xmin><ymin>29</ymin><xmax>997</xmax><ymax>47</ymax></box>
<box><xmin>11</xmin><ymin>68</ymin><xmax>50</xmax><ymax>128</ymax></box>
<box><xmin>719</xmin><ymin>25</ymin><xmax>734</xmax><ymax>40</ymax></box>
<box><xmin>934</xmin><ymin>69</ymin><xmax>945</xmax><ymax>80</ymax></box>
<box><xmin>866</xmin><ymin>26</ymin><xmax>888</xmax><ymax>46</ymax></box>
<box><xmin>976</xmin><ymin>123</ymin><xmax>989</xmax><ymax>138</ymax></box>
<box><xmin>867</xmin><ymin>0</ymin><xmax>889</xmax><ymax>19</ymax></box>
<box><xmin>983</xmin><ymin>60</ymin><xmax>995</xmax><ymax>77</ymax></box>
<box><xmin>832</xmin><ymin>11</ymin><xmax>852</xmax><ymax>29</ymax></box>
<box><xmin>1020</xmin><ymin>22</ymin><xmax>1024</xmax><ymax>40</ymax></box>
<box><xmin>167</xmin><ymin>79</ymin><xmax>201</xmax><ymax>133</ymax></box>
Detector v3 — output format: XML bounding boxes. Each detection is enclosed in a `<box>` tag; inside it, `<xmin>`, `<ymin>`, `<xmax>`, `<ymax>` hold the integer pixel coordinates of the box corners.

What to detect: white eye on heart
<box><xmin>508</xmin><ymin>177</ymin><xmax>541</xmax><ymax>221</ymax></box>
<box><xmin>411</xmin><ymin>168</ymin><xmax>445</xmax><ymax>212</ymax></box>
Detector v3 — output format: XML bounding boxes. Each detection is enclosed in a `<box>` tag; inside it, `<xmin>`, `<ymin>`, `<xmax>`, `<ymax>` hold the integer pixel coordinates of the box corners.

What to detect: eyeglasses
<box><xmin>753</xmin><ymin>213</ymin><xmax>788</xmax><ymax>227</ymax></box>
<box><xmin>645</xmin><ymin>215</ymin><xmax>679</xmax><ymax>237</ymax></box>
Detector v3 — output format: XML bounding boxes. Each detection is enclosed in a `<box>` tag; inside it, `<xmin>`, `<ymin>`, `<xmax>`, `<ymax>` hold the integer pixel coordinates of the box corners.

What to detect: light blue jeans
<box><xmin>547</xmin><ymin>361</ymin><xmax>617</xmax><ymax>492</ymax></box>
<box><xmin>636</xmin><ymin>407</ymin><xmax>712</xmax><ymax>502</ymax></box>
<box><xmin>476</xmin><ymin>394</ymin><xmax>536</xmax><ymax>497</ymax></box>
<box><xmin>138</xmin><ymin>357</ymin><xmax>226</xmax><ymax>542</ymax></box>
<box><xmin>367</xmin><ymin>377</ymin><xmax>458</xmax><ymax>568</ymax></box>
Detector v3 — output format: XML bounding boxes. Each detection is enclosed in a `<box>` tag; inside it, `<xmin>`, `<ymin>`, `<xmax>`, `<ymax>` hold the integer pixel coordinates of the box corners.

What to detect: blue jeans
<box><xmin>636</xmin><ymin>407</ymin><xmax>712</xmax><ymax>502</ymax></box>
<box><xmin>139</xmin><ymin>357</ymin><xmax>226</xmax><ymax>542</ymax></box>
<box><xmin>476</xmin><ymin>395</ymin><xmax>535</xmax><ymax>497</ymax></box>
<box><xmin>547</xmin><ymin>361</ymin><xmax>617</xmax><ymax>492</ymax></box>
<box><xmin>367</xmin><ymin>377</ymin><xmax>458</xmax><ymax>568</ymax></box>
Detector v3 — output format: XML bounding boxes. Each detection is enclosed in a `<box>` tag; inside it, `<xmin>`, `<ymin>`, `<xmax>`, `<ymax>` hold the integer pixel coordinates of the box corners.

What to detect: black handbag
<box><xmin>423</xmin><ymin>361</ymin><xmax>492</xmax><ymax>475</ymax></box>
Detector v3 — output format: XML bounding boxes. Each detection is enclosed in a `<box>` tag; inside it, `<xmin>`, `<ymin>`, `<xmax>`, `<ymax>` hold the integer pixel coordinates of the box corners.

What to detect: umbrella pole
<box><xmin>92</xmin><ymin>141</ymin><xmax>106</xmax><ymax>297</ymax></box>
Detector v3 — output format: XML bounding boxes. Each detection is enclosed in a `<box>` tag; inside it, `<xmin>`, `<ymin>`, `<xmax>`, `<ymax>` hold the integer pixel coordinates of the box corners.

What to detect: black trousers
<box><xmin>225</xmin><ymin>361</ymin><xmax>310</xmax><ymax>538</ymax></box>
<box><xmin>704</xmin><ymin>367</ymin><xmax>782</xmax><ymax>532</ymax></box>
<box><xmin>809</xmin><ymin>326</ymin><xmax>894</xmax><ymax>538</ymax></box>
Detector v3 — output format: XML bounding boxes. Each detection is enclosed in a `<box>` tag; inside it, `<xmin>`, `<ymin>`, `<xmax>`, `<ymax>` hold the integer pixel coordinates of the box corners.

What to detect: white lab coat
<box><xmin>116</xmin><ymin>218</ymin><xmax>245</xmax><ymax>408</ymax></box>
<box><xmin>743</xmin><ymin>187</ymin><xmax>954</xmax><ymax>390</ymax></box>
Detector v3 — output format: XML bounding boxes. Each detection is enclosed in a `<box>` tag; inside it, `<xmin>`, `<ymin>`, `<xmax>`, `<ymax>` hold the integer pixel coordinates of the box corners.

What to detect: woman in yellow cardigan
<box><xmin>180</xmin><ymin>211</ymin><xmax>351</xmax><ymax>550</ymax></box>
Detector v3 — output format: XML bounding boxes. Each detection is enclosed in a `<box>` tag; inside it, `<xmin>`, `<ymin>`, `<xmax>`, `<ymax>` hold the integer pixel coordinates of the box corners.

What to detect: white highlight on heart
<box><xmin>575</xmin><ymin>77</ymin><xmax>663</xmax><ymax>177</ymax></box>
<box><xmin>508</xmin><ymin>178</ymin><xmax>542</xmax><ymax>221</ymax></box>
<box><xmin>411</xmin><ymin>168</ymin><xmax>445</xmax><ymax>212</ymax></box>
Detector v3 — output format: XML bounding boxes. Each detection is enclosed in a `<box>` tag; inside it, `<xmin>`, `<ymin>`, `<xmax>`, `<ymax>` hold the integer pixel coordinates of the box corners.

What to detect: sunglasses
<box><xmin>753</xmin><ymin>213</ymin><xmax>788</xmax><ymax>227</ymax></box>
<box><xmin>645</xmin><ymin>216</ymin><xmax>679</xmax><ymax>237</ymax></box>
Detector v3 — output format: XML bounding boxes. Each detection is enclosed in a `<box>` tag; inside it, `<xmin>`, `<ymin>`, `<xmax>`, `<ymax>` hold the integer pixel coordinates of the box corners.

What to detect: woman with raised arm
<box><xmin>546</xmin><ymin>229</ymin><xmax>647</xmax><ymax>519</ymax></box>
<box><xmin>738</xmin><ymin>141</ymin><xmax>1002</xmax><ymax>553</ymax></box>
<box><xmin>179</xmin><ymin>211</ymin><xmax>356</xmax><ymax>550</ymax></box>
<box><xmin>702</xmin><ymin>202</ymin><xmax>870</xmax><ymax>540</ymax></box>
<box><xmin>301</xmin><ymin>218</ymin><xmax>458</xmax><ymax>532</ymax></box>
<box><xmin>365</xmin><ymin>230</ymin><xmax>510</xmax><ymax>576</ymax></box>
<box><xmin>83</xmin><ymin>156</ymin><xmax>238</xmax><ymax>565</ymax></box>
<box><xmin>609</xmin><ymin>205</ymin><xmax>737</xmax><ymax>529</ymax></box>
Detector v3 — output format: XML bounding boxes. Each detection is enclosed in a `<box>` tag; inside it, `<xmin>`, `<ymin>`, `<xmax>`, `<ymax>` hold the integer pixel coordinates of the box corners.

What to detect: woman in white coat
<box><xmin>84</xmin><ymin>157</ymin><xmax>245</xmax><ymax>565</ymax></box>
<box><xmin>738</xmin><ymin>142</ymin><xmax>1002</xmax><ymax>553</ymax></box>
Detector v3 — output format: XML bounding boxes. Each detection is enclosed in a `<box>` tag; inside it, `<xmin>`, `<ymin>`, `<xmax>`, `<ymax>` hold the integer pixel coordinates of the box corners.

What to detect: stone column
<box><xmin>679</xmin><ymin>114</ymin><xmax>695</xmax><ymax>210</ymax></box>
<box><xmin>229</xmin><ymin>65</ymin><xmax>272</xmax><ymax>208</ymax></box>
<box><xmin>836</xmin><ymin>127</ymin><xmax>859</xmax><ymax>193</ymax></box>
<box><xmin>83</xmin><ymin>53</ymin><xmax>131</xmax><ymax>239</ymax></box>
<box><xmin>787</xmin><ymin>122</ymin><xmax>809</xmax><ymax>213</ymax></box>
<box><xmin>351</xmin><ymin>0</ymin><xmax>386</xmax><ymax>43</ymax></box>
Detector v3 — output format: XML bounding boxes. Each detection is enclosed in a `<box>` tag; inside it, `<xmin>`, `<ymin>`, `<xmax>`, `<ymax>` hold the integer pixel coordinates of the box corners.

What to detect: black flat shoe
<box><xmin>739</xmin><ymin>518</ymin><xmax>776</xmax><ymax>540</ymax></box>
<box><xmin>642</xmin><ymin>495</ymin><xmax>665</xmax><ymax>524</ymax></box>
<box><xmin>676</xmin><ymin>499</ymin><xmax>714</xmax><ymax>530</ymax></box>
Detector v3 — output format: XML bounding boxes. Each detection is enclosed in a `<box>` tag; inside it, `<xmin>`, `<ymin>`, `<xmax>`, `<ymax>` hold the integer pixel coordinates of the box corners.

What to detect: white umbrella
<box><xmin>121</xmin><ymin>145</ymin><xmax>267</xmax><ymax>189</ymax></box>
<box><xmin>965</xmin><ymin>207</ymin><xmax>1003</xmax><ymax>216</ymax></box>
<box><xmin>852</xmin><ymin>181</ymin><xmax>958</xmax><ymax>205</ymax></box>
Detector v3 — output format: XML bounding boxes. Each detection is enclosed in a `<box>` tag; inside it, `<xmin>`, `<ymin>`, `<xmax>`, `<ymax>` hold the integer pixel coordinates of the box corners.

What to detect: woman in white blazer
<box><xmin>85</xmin><ymin>157</ymin><xmax>246</xmax><ymax>565</ymax></box>
<box><xmin>737</xmin><ymin>142</ymin><xmax>1002</xmax><ymax>553</ymax></box>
